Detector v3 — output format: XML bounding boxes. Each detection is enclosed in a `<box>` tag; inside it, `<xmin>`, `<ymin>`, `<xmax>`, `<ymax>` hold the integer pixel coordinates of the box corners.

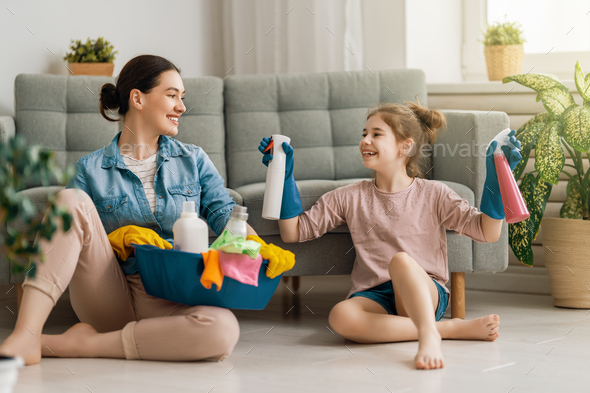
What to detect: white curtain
<box><xmin>222</xmin><ymin>0</ymin><xmax>364</xmax><ymax>75</ymax></box>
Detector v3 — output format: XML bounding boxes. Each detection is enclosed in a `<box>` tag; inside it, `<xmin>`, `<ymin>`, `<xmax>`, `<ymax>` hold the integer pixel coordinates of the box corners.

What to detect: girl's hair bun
<box><xmin>406</xmin><ymin>100</ymin><xmax>445</xmax><ymax>132</ymax></box>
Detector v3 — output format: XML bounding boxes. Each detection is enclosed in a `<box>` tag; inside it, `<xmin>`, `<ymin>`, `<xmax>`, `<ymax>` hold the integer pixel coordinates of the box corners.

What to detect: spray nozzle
<box><xmin>487</xmin><ymin>128</ymin><xmax>520</xmax><ymax>157</ymax></box>
<box><xmin>263</xmin><ymin>139</ymin><xmax>274</xmax><ymax>153</ymax></box>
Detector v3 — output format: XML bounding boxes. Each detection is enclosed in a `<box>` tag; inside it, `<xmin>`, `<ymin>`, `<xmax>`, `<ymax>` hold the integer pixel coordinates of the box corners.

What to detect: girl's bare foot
<box><xmin>0</xmin><ymin>330</ymin><xmax>41</xmax><ymax>365</ymax></box>
<box><xmin>42</xmin><ymin>323</ymin><xmax>97</xmax><ymax>358</ymax></box>
<box><xmin>447</xmin><ymin>314</ymin><xmax>500</xmax><ymax>341</ymax></box>
<box><xmin>415</xmin><ymin>330</ymin><xmax>444</xmax><ymax>370</ymax></box>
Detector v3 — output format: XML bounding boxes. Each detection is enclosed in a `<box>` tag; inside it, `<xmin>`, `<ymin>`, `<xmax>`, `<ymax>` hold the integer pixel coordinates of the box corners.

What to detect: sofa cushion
<box><xmin>224</xmin><ymin>69</ymin><xmax>429</xmax><ymax>189</ymax></box>
<box><xmin>236</xmin><ymin>179</ymin><xmax>475</xmax><ymax>237</ymax></box>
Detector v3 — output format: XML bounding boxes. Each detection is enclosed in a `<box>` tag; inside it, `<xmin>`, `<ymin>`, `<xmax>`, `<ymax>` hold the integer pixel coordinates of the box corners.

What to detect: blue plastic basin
<box><xmin>132</xmin><ymin>244</ymin><xmax>282</xmax><ymax>310</ymax></box>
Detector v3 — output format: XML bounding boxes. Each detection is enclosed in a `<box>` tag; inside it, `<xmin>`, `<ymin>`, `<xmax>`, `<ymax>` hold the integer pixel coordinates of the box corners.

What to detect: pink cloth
<box><xmin>298</xmin><ymin>178</ymin><xmax>487</xmax><ymax>298</ymax></box>
<box><xmin>218</xmin><ymin>252</ymin><xmax>263</xmax><ymax>287</ymax></box>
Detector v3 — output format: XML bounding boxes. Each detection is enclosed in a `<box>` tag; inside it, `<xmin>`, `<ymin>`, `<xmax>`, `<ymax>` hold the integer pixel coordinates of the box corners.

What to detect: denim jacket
<box><xmin>66</xmin><ymin>131</ymin><xmax>235</xmax><ymax>274</ymax></box>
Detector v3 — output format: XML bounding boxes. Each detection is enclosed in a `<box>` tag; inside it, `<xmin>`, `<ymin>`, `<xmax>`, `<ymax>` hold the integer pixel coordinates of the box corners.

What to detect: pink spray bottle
<box><xmin>488</xmin><ymin>128</ymin><xmax>530</xmax><ymax>224</ymax></box>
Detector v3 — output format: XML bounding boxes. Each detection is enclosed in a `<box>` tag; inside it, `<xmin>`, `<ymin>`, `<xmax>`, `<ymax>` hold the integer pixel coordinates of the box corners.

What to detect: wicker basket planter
<box><xmin>67</xmin><ymin>62</ymin><xmax>114</xmax><ymax>76</ymax></box>
<box><xmin>542</xmin><ymin>217</ymin><xmax>590</xmax><ymax>308</ymax></box>
<box><xmin>484</xmin><ymin>44</ymin><xmax>524</xmax><ymax>81</ymax></box>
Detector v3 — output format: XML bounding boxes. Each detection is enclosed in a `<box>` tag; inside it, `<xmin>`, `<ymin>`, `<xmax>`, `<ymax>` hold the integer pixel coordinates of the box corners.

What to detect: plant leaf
<box><xmin>560</xmin><ymin>176</ymin><xmax>584</xmax><ymax>219</ymax></box>
<box><xmin>503</xmin><ymin>73</ymin><xmax>566</xmax><ymax>92</ymax></box>
<box><xmin>531</xmin><ymin>176</ymin><xmax>552</xmax><ymax>240</ymax></box>
<box><xmin>515</xmin><ymin>112</ymin><xmax>550</xmax><ymax>137</ymax></box>
<box><xmin>536</xmin><ymin>87</ymin><xmax>576</xmax><ymax>118</ymax></box>
<box><xmin>535</xmin><ymin>121</ymin><xmax>565</xmax><ymax>184</ymax></box>
<box><xmin>561</xmin><ymin>104</ymin><xmax>590</xmax><ymax>153</ymax></box>
<box><xmin>509</xmin><ymin>173</ymin><xmax>537</xmax><ymax>267</ymax></box>
<box><xmin>574</xmin><ymin>61</ymin><xmax>590</xmax><ymax>101</ymax></box>
<box><xmin>513</xmin><ymin>122</ymin><xmax>546</xmax><ymax>181</ymax></box>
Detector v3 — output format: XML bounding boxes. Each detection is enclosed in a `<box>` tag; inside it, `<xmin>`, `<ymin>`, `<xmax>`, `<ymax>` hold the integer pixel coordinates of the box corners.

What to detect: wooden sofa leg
<box><xmin>450</xmin><ymin>272</ymin><xmax>465</xmax><ymax>319</ymax></box>
<box><xmin>17</xmin><ymin>283</ymin><xmax>23</xmax><ymax>313</ymax></box>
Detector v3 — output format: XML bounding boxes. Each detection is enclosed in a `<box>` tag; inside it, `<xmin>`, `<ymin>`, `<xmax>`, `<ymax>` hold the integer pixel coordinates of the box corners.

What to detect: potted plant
<box><xmin>504</xmin><ymin>61</ymin><xmax>590</xmax><ymax>308</ymax></box>
<box><xmin>1</xmin><ymin>134</ymin><xmax>74</xmax><ymax>389</ymax></box>
<box><xmin>1</xmin><ymin>135</ymin><xmax>75</xmax><ymax>277</ymax></box>
<box><xmin>63</xmin><ymin>37</ymin><xmax>117</xmax><ymax>76</ymax></box>
<box><xmin>482</xmin><ymin>19</ymin><xmax>526</xmax><ymax>81</ymax></box>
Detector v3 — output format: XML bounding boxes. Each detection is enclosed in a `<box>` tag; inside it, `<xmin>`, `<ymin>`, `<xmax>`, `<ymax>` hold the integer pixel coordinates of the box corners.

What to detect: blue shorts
<box><xmin>349</xmin><ymin>279</ymin><xmax>449</xmax><ymax>321</ymax></box>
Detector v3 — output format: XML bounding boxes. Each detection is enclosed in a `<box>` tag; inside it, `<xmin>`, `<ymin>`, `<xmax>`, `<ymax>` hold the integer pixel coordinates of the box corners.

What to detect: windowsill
<box><xmin>427</xmin><ymin>80</ymin><xmax>577</xmax><ymax>95</ymax></box>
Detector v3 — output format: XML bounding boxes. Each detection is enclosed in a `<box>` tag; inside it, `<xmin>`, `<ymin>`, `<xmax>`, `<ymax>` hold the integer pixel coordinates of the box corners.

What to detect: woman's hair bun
<box><xmin>100</xmin><ymin>83</ymin><xmax>119</xmax><ymax>110</ymax></box>
<box><xmin>99</xmin><ymin>83</ymin><xmax>121</xmax><ymax>122</ymax></box>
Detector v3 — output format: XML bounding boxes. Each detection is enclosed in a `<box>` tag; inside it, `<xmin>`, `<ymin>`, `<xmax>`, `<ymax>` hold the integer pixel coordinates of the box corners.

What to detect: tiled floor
<box><xmin>1</xmin><ymin>276</ymin><xmax>589</xmax><ymax>393</ymax></box>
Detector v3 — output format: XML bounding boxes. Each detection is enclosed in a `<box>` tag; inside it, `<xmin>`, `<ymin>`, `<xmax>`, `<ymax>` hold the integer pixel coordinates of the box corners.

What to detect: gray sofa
<box><xmin>0</xmin><ymin>69</ymin><xmax>510</xmax><ymax>318</ymax></box>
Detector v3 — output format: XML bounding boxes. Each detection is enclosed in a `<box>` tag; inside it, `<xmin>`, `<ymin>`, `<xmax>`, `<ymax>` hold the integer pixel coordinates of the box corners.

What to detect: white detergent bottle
<box><xmin>262</xmin><ymin>134</ymin><xmax>291</xmax><ymax>220</ymax></box>
<box><xmin>224</xmin><ymin>205</ymin><xmax>248</xmax><ymax>239</ymax></box>
<box><xmin>173</xmin><ymin>201</ymin><xmax>209</xmax><ymax>253</ymax></box>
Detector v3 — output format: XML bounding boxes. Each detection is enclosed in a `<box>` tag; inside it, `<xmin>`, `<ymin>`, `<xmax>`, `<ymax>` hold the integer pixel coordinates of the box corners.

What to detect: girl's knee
<box><xmin>389</xmin><ymin>252</ymin><xmax>415</xmax><ymax>274</ymax></box>
<box><xmin>328</xmin><ymin>301</ymin><xmax>363</xmax><ymax>339</ymax></box>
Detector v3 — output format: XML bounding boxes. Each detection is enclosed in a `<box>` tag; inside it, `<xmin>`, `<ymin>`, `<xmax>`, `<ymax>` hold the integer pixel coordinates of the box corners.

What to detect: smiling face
<box><xmin>360</xmin><ymin>114</ymin><xmax>405</xmax><ymax>171</ymax></box>
<box><xmin>139</xmin><ymin>70</ymin><xmax>186</xmax><ymax>137</ymax></box>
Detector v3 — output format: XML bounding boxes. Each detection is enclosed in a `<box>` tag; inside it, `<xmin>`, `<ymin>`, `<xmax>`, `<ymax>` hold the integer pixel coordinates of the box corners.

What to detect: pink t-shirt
<box><xmin>298</xmin><ymin>178</ymin><xmax>487</xmax><ymax>299</ymax></box>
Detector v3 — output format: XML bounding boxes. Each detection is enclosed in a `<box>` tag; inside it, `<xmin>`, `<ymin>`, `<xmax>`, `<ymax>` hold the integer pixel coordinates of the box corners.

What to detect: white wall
<box><xmin>362</xmin><ymin>0</ymin><xmax>406</xmax><ymax>71</ymax></box>
<box><xmin>405</xmin><ymin>0</ymin><xmax>462</xmax><ymax>83</ymax></box>
<box><xmin>0</xmin><ymin>0</ymin><xmax>464</xmax><ymax>118</ymax></box>
<box><xmin>0</xmin><ymin>0</ymin><xmax>224</xmax><ymax>117</ymax></box>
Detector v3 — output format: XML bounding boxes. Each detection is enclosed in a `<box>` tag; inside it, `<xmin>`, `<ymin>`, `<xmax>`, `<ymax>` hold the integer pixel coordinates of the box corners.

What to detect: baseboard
<box><xmin>465</xmin><ymin>265</ymin><xmax>552</xmax><ymax>295</ymax></box>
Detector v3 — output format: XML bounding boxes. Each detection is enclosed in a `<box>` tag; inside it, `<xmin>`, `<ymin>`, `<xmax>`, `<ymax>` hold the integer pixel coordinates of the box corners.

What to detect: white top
<box><xmin>122</xmin><ymin>153</ymin><xmax>158</xmax><ymax>214</ymax></box>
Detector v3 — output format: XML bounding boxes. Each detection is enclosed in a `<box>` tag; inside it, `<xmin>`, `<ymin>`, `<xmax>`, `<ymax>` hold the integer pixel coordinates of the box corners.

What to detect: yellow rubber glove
<box><xmin>108</xmin><ymin>225</ymin><xmax>172</xmax><ymax>261</ymax></box>
<box><xmin>246</xmin><ymin>235</ymin><xmax>295</xmax><ymax>279</ymax></box>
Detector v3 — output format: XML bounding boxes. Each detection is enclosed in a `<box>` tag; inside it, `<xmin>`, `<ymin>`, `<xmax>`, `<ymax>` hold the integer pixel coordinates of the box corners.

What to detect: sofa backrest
<box><xmin>14</xmin><ymin>74</ymin><xmax>227</xmax><ymax>185</ymax></box>
<box><xmin>223</xmin><ymin>69</ymin><xmax>428</xmax><ymax>189</ymax></box>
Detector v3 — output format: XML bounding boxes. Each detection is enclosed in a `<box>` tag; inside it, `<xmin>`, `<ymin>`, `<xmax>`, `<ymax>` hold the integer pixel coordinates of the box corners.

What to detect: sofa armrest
<box><xmin>0</xmin><ymin>116</ymin><xmax>15</xmax><ymax>145</ymax></box>
<box><xmin>433</xmin><ymin>110</ymin><xmax>510</xmax><ymax>273</ymax></box>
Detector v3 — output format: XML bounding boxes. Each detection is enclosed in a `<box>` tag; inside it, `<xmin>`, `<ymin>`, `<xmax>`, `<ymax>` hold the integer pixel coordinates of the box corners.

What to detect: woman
<box><xmin>0</xmin><ymin>55</ymin><xmax>255</xmax><ymax>365</ymax></box>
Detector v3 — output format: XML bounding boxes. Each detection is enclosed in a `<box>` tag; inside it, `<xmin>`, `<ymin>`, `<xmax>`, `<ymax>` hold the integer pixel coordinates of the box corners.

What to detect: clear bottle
<box><xmin>224</xmin><ymin>205</ymin><xmax>248</xmax><ymax>239</ymax></box>
<box><xmin>173</xmin><ymin>201</ymin><xmax>209</xmax><ymax>253</ymax></box>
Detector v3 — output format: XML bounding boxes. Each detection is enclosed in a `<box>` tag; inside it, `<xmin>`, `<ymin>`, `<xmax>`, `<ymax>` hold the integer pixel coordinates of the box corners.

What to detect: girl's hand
<box><xmin>257</xmin><ymin>137</ymin><xmax>301</xmax><ymax>219</ymax></box>
<box><xmin>259</xmin><ymin>137</ymin><xmax>273</xmax><ymax>167</ymax></box>
<box><xmin>258</xmin><ymin>137</ymin><xmax>295</xmax><ymax>178</ymax></box>
<box><xmin>480</xmin><ymin>130</ymin><xmax>522</xmax><ymax>220</ymax></box>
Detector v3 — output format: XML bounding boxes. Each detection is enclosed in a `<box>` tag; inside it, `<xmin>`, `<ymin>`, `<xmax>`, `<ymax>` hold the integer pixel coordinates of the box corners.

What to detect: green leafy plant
<box><xmin>0</xmin><ymin>135</ymin><xmax>76</xmax><ymax>277</ymax></box>
<box><xmin>482</xmin><ymin>19</ymin><xmax>526</xmax><ymax>46</ymax></box>
<box><xmin>504</xmin><ymin>62</ymin><xmax>590</xmax><ymax>266</ymax></box>
<box><xmin>63</xmin><ymin>37</ymin><xmax>117</xmax><ymax>63</ymax></box>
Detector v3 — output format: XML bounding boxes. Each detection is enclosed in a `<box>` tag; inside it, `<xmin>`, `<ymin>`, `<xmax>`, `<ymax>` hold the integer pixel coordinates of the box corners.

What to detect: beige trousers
<box><xmin>22</xmin><ymin>189</ymin><xmax>239</xmax><ymax>361</ymax></box>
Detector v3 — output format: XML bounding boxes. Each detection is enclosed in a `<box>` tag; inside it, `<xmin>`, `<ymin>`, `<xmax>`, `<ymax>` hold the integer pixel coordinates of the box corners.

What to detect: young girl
<box><xmin>0</xmin><ymin>55</ymin><xmax>259</xmax><ymax>365</ymax></box>
<box><xmin>259</xmin><ymin>101</ymin><xmax>521</xmax><ymax>370</ymax></box>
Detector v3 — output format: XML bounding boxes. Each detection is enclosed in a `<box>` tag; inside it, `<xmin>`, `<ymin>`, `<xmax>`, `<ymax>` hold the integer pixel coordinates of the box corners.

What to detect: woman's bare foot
<box><xmin>0</xmin><ymin>330</ymin><xmax>41</xmax><ymax>365</ymax></box>
<box><xmin>415</xmin><ymin>330</ymin><xmax>444</xmax><ymax>370</ymax></box>
<box><xmin>41</xmin><ymin>323</ymin><xmax>97</xmax><ymax>358</ymax></box>
<box><xmin>447</xmin><ymin>314</ymin><xmax>500</xmax><ymax>341</ymax></box>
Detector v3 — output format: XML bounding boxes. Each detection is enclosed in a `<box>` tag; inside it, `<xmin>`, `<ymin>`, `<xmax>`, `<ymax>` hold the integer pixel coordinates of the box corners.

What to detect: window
<box><xmin>462</xmin><ymin>0</ymin><xmax>590</xmax><ymax>81</ymax></box>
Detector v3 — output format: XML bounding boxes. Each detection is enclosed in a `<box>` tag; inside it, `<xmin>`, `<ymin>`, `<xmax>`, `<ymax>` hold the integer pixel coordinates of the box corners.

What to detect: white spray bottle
<box><xmin>487</xmin><ymin>128</ymin><xmax>530</xmax><ymax>224</ymax></box>
<box><xmin>262</xmin><ymin>134</ymin><xmax>291</xmax><ymax>220</ymax></box>
<box><xmin>173</xmin><ymin>201</ymin><xmax>209</xmax><ymax>253</ymax></box>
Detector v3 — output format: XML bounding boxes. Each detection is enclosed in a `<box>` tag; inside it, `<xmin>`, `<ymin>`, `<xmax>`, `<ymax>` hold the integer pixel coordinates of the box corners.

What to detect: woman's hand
<box><xmin>247</xmin><ymin>235</ymin><xmax>295</xmax><ymax>278</ymax></box>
